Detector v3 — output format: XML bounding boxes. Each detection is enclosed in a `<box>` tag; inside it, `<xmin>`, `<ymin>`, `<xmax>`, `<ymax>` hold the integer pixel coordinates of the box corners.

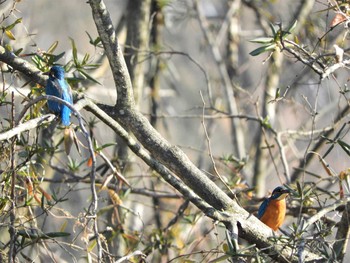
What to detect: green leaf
<box><xmin>287</xmin><ymin>20</ymin><xmax>298</xmax><ymax>34</ymax></box>
<box><xmin>88</xmin><ymin>239</ymin><xmax>97</xmax><ymax>252</ymax></box>
<box><xmin>54</xmin><ymin>51</ymin><xmax>66</xmax><ymax>62</ymax></box>
<box><xmin>18</xmin><ymin>230</ymin><xmax>39</xmax><ymax>239</ymax></box>
<box><xmin>281</xmin><ymin>20</ymin><xmax>298</xmax><ymax>39</ymax></box>
<box><xmin>275</xmin><ymin>87</ymin><xmax>280</xmax><ymax>99</ymax></box>
<box><xmin>338</xmin><ymin>140</ymin><xmax>350</xmax><ymax>156</ymax></box>
<box><xmin>93</xmin><ymin>37</ymin><xmax>102</xmax><ymax>47</ymax></box>
<box><xmin>261</xmin><ymin>116</ymin><xmax>272</xmax><ymax>129</ymax></box>
<box><xmin>157</xmin><ymin>0</ymin><xmax>171</xmax><ymax>8</ymax></box>
<box><xmin>95</xmin><ymin>142</ymin><xmax>118</xmax><ymax>152</ymax></box>
<box><xmin>269</xmin><ymin>23</ymin><xmax>277</xmax><ymax>36</ymax></box>
<box><xmin>5</xmin><ymin>30</ymin><xmax>15</xmax><ymax>40</ymax></box>
<box><xmin>249</xmin><ymin>37</ymin><xmax>274</xmax><ymax>44</ymax></box>
<box><xmin>60</xmin><ymin>221</ymin><xmax>68</xmax><ymax>232</ymax></box>
<box><xmin>47</xmin><ymin>41</ymin><xmax>59</xmax><ymax>54</ymax></box>
<box><xmin>42</xmin><ymin>51</ymin><xmax>66</xmax><ymax>65</ymax></box>
<box><xmin>45</xmin><ymin>232</ymin><xmax>71</xmax><ymax>238</ymax></box>
<box><xmin>14</xmin><ymin>48</ymin><xmax>23</xmax><ymax>56</ymax></box>
<box><xmin>4</xmin><ymin>44</ymin><xmax>12</xmax><ymax>52</ymax></box>
<box><xmin>86</xmin><ymin>31</ymin><xmax>102</xmax><ymax>47</ymax></box>
<box><xmin>64</xmin><ymin>60</ymin><xmax>75</xmax><ymax>72</ymax></box>
<box><xmin>249</xmin><ymin>43</ymin><xmax>276</xmax><ymax>56</ymax></box>
<box><xmin>294</xmin><ymin>35</ymin><xmax>300</xmax><ymax>44</ymax></box>
<box><xmin>70</xmin><ymin>37</ymin><xmax>78</xmax><ymax>66</ymax></box>
<box><xmin>303</xmin><ymin>186</ymin><xmax>314</xmax><ymax>198</ymax></box>
<box><xmin>225</xmin><ymin>230</ymin><xmax>236</xmax><ymax>254</ymax></box>
<box><xmin>17</xmin><ymin>230</ymin><xmax>70</xmax><ymax>240</ymax></box>
<box><xmin>5</xmin><ymin>18</ymin><xmax>22</xmax><ymax>30</ymax></box>
<box><xmin>82</xmin><ymin>53</ymin><xmax>90</xmax><ymax>65</ymax></box>
<box><xmin>77</xmin><ymin>68</ymin><xmax>101</xmax><ymax>85</ymax></box>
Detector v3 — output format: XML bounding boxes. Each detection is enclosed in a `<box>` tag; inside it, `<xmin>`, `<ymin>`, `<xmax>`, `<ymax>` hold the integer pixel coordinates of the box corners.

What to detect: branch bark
<box><xmin>0</xmin><ymin>115</ymin><xmax>55</xmax><ymax>142</ymax></box>
<box><xmin>0</xmin><ymin>46</ymin><xmax>47</xmax><ymax>86</ymax></box>
<box><xmin>334</xmin><ymin>201</ymin><xmax>350</xmax><ymax>261</ymax></box>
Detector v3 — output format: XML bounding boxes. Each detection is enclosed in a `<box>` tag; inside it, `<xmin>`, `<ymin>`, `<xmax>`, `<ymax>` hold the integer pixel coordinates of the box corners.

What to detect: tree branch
<box><xmin>0</xmin><ymin>115</ymin><xmax>55</xmax><ymax>142</ymax></box>
<box><xmin>88</xmin><ymin>0</ymin><xmax>134</xmax><ymax>108</ymax></box>
<box><xmin>0</xmin><ymin>45</ymin><xmax>47</xmax><ymax>86</ymax></box>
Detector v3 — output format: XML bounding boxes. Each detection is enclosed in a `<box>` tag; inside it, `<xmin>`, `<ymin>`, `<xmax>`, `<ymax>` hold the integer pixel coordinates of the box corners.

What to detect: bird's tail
<box><xmin>61</xmin><ymin>105</ymin><xmax>71</xmax><ymax>126</ymax></box>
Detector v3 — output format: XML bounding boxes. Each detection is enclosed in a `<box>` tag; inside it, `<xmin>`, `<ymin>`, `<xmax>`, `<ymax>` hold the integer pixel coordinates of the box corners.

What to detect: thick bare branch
<box><xmin>334</xmin><ymin>201</ymin><xmax>350</xmax><ymax>261</ymax></box>
<box><xmin>0</xmin><ymin>46</ymin><xmax>47</xmax><ymax>86</ymax></box>
<box><xmin>0</xmin><ymin>115</ymin><xmax>55</xmax><ymax>142</ymax></box>
<box><xmin>89</xmin><ymin>0</ymin><xmax>134</xmax><ymax>108</ymax></box>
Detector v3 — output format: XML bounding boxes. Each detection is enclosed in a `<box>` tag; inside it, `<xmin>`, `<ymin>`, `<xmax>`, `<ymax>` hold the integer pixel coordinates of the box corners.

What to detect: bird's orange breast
<box><xmin>259</xmin><ymin>199</ymin><xmax>286</xmax><ymax>231</ymax></box>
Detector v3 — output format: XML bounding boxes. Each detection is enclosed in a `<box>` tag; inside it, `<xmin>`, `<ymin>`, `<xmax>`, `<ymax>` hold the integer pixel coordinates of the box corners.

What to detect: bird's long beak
<box><xmin>277</xmin><ymin>189</ymin><xmax>290</xmax><ymax>200</ymax></box>
<box><xmin>43</xmin><ymin>71</ymin><xmax>50</xmax><ymax>76</ymax></box>
<box><xmin>281</xmin><ymin>188</ymin><xmax>290</xmax><ymax>194</ymax></box>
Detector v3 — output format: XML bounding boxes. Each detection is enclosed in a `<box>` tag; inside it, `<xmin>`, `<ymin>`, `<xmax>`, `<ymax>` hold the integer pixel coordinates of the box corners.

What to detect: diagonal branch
<box><xmin>0</xmin><ymin>115</ymin><xmax>55</xmax><ymax>142</ymax></box>
<box><xmin>88</xmin><ymin>0</ymin><xmax>134</xmax><ymax>108</ymax></box>
<box><xmin>0</xmin><ymin>46</ymin><xmax>47</xmax><ymax>86</ymax></box>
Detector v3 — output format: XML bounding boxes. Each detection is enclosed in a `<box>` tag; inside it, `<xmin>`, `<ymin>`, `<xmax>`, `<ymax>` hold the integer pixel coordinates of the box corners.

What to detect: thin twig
<box><xmin>304</xmin><ymin>197</ymin><xmax>350</xmax><ymax>228</ymax></box>
<box><xmin>194</xmin><ymin>0</ymin><xmax>246</xmax><ymax>159</ymax></box>
<box><xmin>164</xmin><ymin>200</ymin><xmax>190</xmax><ymax>231</ymax></box>
<box><xmin>8</xmin><ymin>92</ymin><xmax>16</xmax><ymax>263</ymax></box>
<box><xmin>98</xmin><ymin>150</ymin><xmax>131</xmax><ymax>187</ymax></box>
<box><xmin>275</xmin><ymin>133</ymin><xmax>290</xmax><ymax>182</ymax></box>
<box><xmin>199</xmin><ymin>91</ymin><xmax>236</xmax><ymax>197</ymax></box>
<box><xmin>115</xmin><ymin>250</ymin><xmax>146</xmax><ymax>263</ymax></box>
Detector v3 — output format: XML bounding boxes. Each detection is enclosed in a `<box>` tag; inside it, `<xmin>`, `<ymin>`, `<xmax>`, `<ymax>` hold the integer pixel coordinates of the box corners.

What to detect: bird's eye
<box><xmin>274</xmin><ymin>188</ymin><xmax>284</xmax><ymax>194</ymax></box>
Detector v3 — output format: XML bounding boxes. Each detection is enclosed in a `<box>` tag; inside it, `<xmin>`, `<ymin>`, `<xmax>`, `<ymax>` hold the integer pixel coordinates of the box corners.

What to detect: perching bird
<box><xmin>258</xmin><ymin>186</ymin><xmax>290</xmax><ymax>231</ymax></box>
<box><xmin>45</xmin><ymin>65</ymin><xmax>73</xmax><ymax>126</ymax></box>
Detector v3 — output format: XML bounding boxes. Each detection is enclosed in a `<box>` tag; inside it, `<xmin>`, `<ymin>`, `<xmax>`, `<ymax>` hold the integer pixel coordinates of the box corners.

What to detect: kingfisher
<box><xmin>258</xmin><ymin>186</ymin><xmax>290</xmax><ymax>231</ymax></box>
<box><xmin>44</xmin><ymin>65</ymin><xmax>73</xmax><ymax>126</ymax></box>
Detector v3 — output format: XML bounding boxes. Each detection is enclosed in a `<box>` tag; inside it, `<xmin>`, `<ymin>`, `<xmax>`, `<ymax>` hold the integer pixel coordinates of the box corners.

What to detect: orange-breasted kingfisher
<box><xmin>45</xmin><ymin>65</ymin><xmax>73</xmax><ymax>126</ymax></box>
<box><xmin>257</xmin><ymin>186</ymin><xmax>290</xmax><ymax>231</ymax></box>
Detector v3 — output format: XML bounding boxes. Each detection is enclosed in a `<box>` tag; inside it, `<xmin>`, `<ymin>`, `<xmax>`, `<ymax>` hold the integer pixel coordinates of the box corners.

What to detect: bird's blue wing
<box><xmin>64</xmin><ymin>84</ymin><xmax>73</xmax><ymax>104</ymax></box>
<box><xmin>45</xmin><ymin>76</ymin><xmax>73</xmax><ymax>125</ymax></box>
<box><xmin>258</xmin><ymin>198</ymin><xmax>270</xmax><ymax>219</ymax></box>
<box><xmin>53</xmin><ymin>79</ymin><xmax>64</xmax><ymax>96</ymax></box>
<box><xmin>46</xmin><ymin>79</ymin><xmax>63</xmax><ymax>113</ymax></box>
<box><xmin>60</xmin><ymin>79</ymin><xmax>73</xmax><ymax>126</ymax></box>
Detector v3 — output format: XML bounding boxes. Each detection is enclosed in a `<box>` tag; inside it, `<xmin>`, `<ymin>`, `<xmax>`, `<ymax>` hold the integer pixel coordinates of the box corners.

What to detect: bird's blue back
<box><xmin>45</xmin><ymin>66</ymin><xmax>72</xmax><ymax>126</ymax></box>
<box><xmin>258</xmin><ymin>198</ymin><xmax>269</xmax><ymax>218</ymax></box>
